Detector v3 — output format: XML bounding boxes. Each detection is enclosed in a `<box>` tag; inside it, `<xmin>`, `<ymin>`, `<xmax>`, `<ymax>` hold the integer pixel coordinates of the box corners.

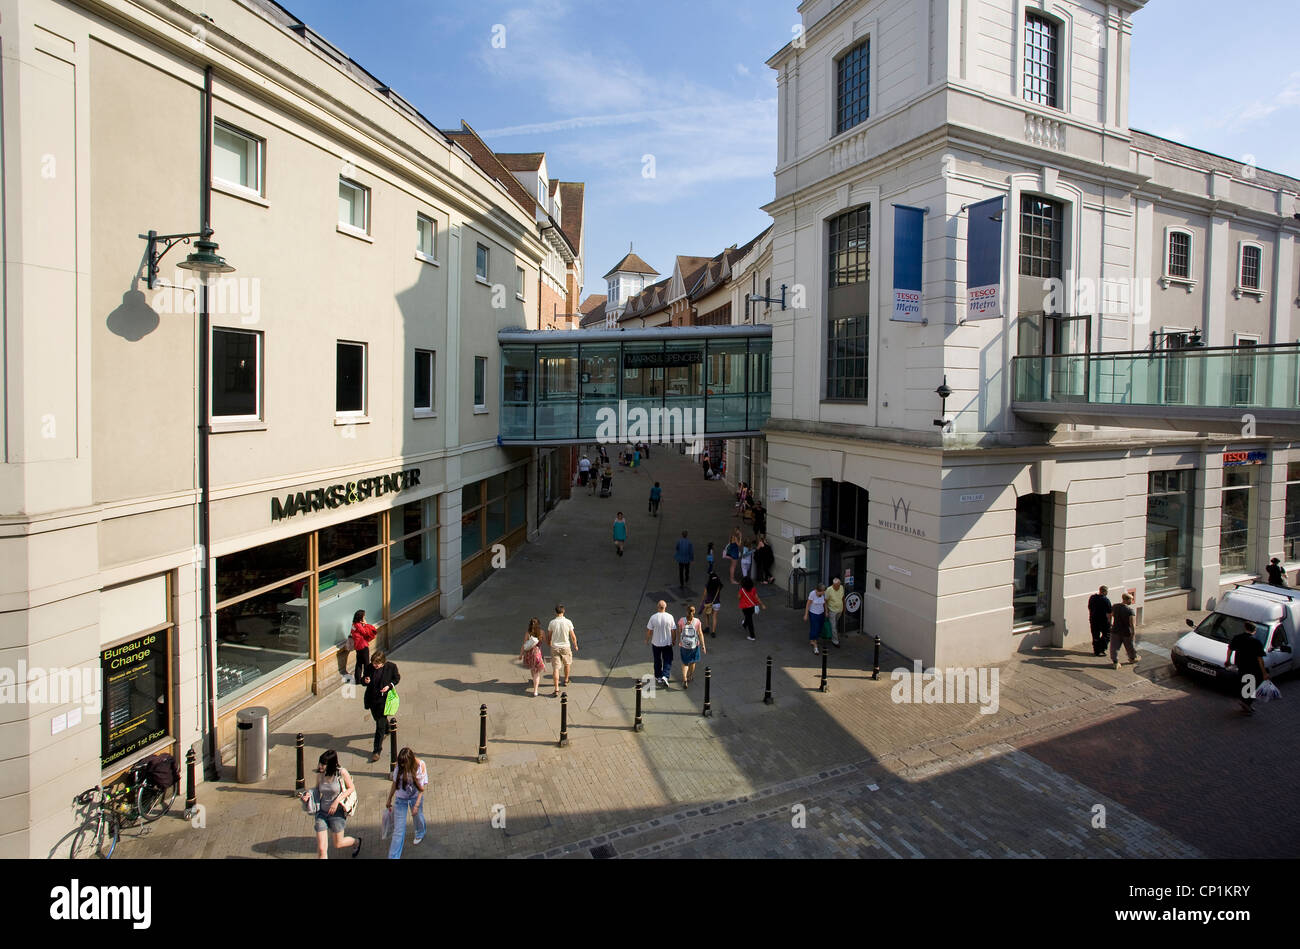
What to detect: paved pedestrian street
<box><xmin>128</xmin><ymin>450</ymin><xmax>1300</xmax><ymax>860</ymax></box>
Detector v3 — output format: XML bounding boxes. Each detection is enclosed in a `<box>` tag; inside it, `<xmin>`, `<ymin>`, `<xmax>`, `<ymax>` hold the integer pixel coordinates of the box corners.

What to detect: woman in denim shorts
<box><xmin>303</xmin><ymin>749</ymin><xmax>363</xmax><ymax>858</ymax></box>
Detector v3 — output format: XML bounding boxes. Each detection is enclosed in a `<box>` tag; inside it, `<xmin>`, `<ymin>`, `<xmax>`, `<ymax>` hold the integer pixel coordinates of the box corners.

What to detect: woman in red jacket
<box><xmin>351</xmin><ymin>609</ymin><xmax>378</xmax><ymax>690</ymax></box>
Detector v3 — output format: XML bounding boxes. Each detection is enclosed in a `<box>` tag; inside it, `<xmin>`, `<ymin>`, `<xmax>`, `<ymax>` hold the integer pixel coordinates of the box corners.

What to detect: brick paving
<box><xmin>121</xmin><ymin>447</ymin><xmax>1296</xmax><ymax>860</ymax></box>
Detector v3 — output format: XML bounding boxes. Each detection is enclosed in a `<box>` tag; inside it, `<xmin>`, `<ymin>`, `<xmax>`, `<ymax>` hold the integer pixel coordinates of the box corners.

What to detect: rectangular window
<box><xmin>828</xmin><ymin>206</ymin><xmax>870</xmax><ymax>289</ymax></box>
<box><xmin>336</xmin><ymin>341</ymin><xmax>366</xmax><ymax>415</ymax></box>
<box><xmin>414</xmin><ymin>349</ymin><xmax>434</xmax><ymax>412</ymax></box>
<box><xmin>416</xmin><ymin>213</ymin><xmax>436</xmax><ymax>259</ymax></box>
<box><xmin>1240</xmin><ymin>243</ymin><xmax>1262</xmax><ymax>290</ymax></box>
<box><xmin>1167</xmin><ymin>231</ymin><xmax>1191</xmax><ymax>279</ymax></box>
<box><xmin>1014</xmin><ymin>493</ymin><xmax>1053</xmax><ymax>626</ymax></box>
<box><xmin>516</xmin><ymin>265</ymin><xmax>526</xmax><ymax>299</ymax></box>
<box><xmin>1286</xmin><ymin>461</ymin><xmax>1300</xmax><ymax>563</ymax></box>
<box><xmin>826</xmin><ymin>316</ymin><xmax>869</xmax><ymax>401</ymax></box>
<box><xmin>1019</xmin><ymin>196</ymin><xmax>1063</xmax><ymax>279</ymax></box>
<box><xmin>476</xmin><ymin>243</ymin><xmax>490</xmax><ymax>280</ymax></box>
<box><xmin>338</xmin><ymin>177</ymin><xmax>369</xmax><ymax>233</ymax></box>
<box><xmin>835</xmin><ymin>39</ymin><xmax>870</xmax><ymax>135</ymax></box>
<box><xmin>1220</xmin><ymin>466</ymin><xmax>1256</xmax><ymax>575</ymax></box>
<box><xmin>1146</xmin><ymin>470</ymin><xmax>1195</xmax><ymax>594</ymax></box>
<box><xmin>1160</xmin><ymin>329</ymin><xmax>1191</xmax><ymax>405</ymax></box>
<box><xmin>212</xmin><ymin>328</ymin><xmax>261</xmax><ymax>420</ymax></box>
<box><xmin>1231</xmin><ymin>336</ymin><xmax>1258</xmax><ymax>405</ymax></box>
<box><xmin>474</xmin><ymin>356</ymin><xmax>487</xmax><ymax>409</ymax></box>
<box><xmin>1023</xmin><ymin>13</ymin><xmax>1059</xmax><ymax>108</ymax></box>
<box><xmin>213</xmin><ymin>122</ymin><xmax>262</xmax><ymax>195</ymax></box>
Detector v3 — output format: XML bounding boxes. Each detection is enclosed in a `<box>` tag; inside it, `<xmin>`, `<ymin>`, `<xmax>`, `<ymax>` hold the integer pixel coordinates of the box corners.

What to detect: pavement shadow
<box><xmin>250</xmin><ymin>836</ymin><xmax>318</xmax><ymax>858</ymax></box>
<box><xmin>435</xmin><ymin>677</ymin><xmax>530</xmax><ymax>695</ymax></box>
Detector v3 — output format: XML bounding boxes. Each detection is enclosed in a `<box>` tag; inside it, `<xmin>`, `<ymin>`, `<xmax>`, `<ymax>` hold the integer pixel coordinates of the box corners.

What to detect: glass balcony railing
<box><xmin>1012</xmin><ymin>344</ymin><xmax>1300</xmax><ymax>412</ymax></box>
<box><xmin>499</xmin><ymin>326</ymin><xmax>772</xmax><ymax>443</ymax></box>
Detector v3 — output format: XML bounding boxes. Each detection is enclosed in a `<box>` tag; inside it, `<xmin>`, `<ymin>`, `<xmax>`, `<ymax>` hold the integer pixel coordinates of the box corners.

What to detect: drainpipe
<box><xmin>198</xmin><ymin>65</ymin><xmax>219</xmax><ymax>780</ymax></box>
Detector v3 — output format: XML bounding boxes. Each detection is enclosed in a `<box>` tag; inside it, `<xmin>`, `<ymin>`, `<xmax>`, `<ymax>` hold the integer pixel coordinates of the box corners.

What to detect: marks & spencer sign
<box><xmin>271</xmin><ymin>468</ymin><xmax>422</xmax><ymax>521</ymax></box>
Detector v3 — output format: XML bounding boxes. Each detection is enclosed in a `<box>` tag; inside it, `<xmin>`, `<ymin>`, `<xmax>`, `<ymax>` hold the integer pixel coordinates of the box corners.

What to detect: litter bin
<box><xmin>235</xmin><ymin>706</ymin><xmax>269</xmax><ymax>784</ymax></box>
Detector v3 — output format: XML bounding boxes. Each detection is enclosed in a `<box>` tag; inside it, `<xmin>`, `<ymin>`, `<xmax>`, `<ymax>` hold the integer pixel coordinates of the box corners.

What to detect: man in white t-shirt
<box><xmin>578</xmin><ymin>455</ymin><xmax>592</xmax><ymax>489</ymax></box>
<box><xmin>545</xmin><ymin>604</ymin><xmax>579</xmax><ymax>697</ymax></box>
<box><xmin>645</xmin><ymin>600</ymin><xmax>676</xmax><ymax>688</ymax></box>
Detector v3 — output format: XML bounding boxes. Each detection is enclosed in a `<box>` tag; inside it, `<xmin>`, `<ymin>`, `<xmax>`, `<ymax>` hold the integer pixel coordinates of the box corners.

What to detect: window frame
<box><xmin>414</xmin><ymin>348</ymin><xmax>436</xmax><ymax>415</ymax></box>
<box><xmin>1022</xmin><ymin>11</ymin><xmax>1061</xmax><ymax>110</ymax></box>
<box><xmin>1161</xmin><ymin>226</ymin><xmax>1196</xmax><ymax>289</ymax></box>
<box><xmin>516</xmin><ymin>265</ymin><xmax>526</xmax><ymax>301</ymax></box>
<box><xmin>211</xmin><ymin>326</ymin><xmax>263</xmax><ymax>423</ymax></box>
<box><xmin>475</xmin><ymin>243</ymin><xmax>490</xmax><ymax>283</ymax></box>
<box><xmin>212</xmin><ymin>120</ymin><xmax>265</xmax><ymax>198</ymax></box>
<box><xmin>834</xmin><ymin>38</ymin><xmax>870</xmax><ymax>137</ymax></box>
<box><xmin>1018</xmin><ymin>194</ymin><xmax>1064</xmax><ymax>280</ymax></box>
<box><xmin>416</xmin><ymin>213</ymin><xmax>438</xmax><ymax>264</ymax></box>
<box><xmin>1231</xmin><ymin>334</ymin><xmax>1259</xmax><ymax>406</ymax></box>
<box><xmin>473</xmin><ymin>355</ymin><xmax>488</xmax><ymax>413</ymax></box>
<box><xmin>1236</xmin><ymin>241</ymin><xmax>1266</xmax><ymax>297</ymax></box>
<box><xmin>335</xmin><ymin>340</ymin><xmax>368</xmax><ymax>418</ymax></box>
<box><xmin>338</xmin><ymin>176</ymin><xmax>370</xmax><ymax>236</ymax></box>
<box><xmin>827</xmin><ymin>205</ymin><xmax>871</xmax><ymax>290</ymax></box>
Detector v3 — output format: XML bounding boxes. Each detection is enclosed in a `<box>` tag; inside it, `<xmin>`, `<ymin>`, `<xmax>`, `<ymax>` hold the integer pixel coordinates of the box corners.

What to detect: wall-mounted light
<box><xmin>140</xmin><ymin>228</ymin><xmax>235</xmax><ymax>289</ymax></box>
<box><xmin>934</xmin><ymin>376</ymin><xmax>952</xmax><ymax>429</ymax></box>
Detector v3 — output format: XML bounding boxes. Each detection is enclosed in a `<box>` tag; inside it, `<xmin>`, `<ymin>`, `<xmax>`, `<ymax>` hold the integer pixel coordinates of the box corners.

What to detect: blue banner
<box><xmin>891</xmin><ymin>205</ymin><xmax>925</xmax><ymax>322</ymax></box>
<box><xmin>966</xmin><ymin>196</ymin><xmax>1004</xmax><ymax>321</ymax></box>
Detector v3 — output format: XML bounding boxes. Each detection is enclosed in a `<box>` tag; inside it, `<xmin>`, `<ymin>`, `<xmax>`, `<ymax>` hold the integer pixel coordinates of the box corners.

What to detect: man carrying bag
<box><xmin>363</xmin><ymin>651</ymin><xmax>400</xmax><ymax>762</ymax></box>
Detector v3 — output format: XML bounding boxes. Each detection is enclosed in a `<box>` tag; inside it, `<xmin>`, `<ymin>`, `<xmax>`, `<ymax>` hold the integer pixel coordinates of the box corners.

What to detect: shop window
<box><xmin>215</xmin><ymin>577</ymin><xmax>310</xmax><ymax>704</ymax></box>
<box><xmin>319</xmin><ymin>512</ymin><xmax>381</xmax><ymax>567</ymax></box>
<box><xmin>1145</xmin><ymin>470</ymin><xmax>1195</xmax><ymax>594</ymax></box>
<box><xmin>390</xmin><ymin>529</ymin><xmax>438</xmax><ymax>615</ymax></box>
<box><xmin>1219</xmin><ymin>466</ymin><xmax>1256</xmax><ymax>575</ymax></box>
<box><xmin>215</xmin><ymin>534</ymin><xmax>309</xmax><ymax>603</ymax></box>
<box><xmin>1286</xmin><ymin>461</ymin><xmax>1300</xmax><ymax>563</ymax></box>
<box><xmin>1014</xmin><ymin>494</ymin><xmax>1052</xmax><ymax>626</ymax></box>
<box><xmin>317</xmin><ymin>550</ymin><xmax>384</xmax><ymax>651</ymax></box>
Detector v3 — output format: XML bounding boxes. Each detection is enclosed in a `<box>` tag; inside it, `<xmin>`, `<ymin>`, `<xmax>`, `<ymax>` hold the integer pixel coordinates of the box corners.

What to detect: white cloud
<box><xmin>1218</xmin><ymin>71</ymin><xmax>1300</xmax><ymax>130</ymax></box>
<box><xmin>735</xmin><ymin>63</ymin><xmax>751</xmax><ymax>77</ymax></box>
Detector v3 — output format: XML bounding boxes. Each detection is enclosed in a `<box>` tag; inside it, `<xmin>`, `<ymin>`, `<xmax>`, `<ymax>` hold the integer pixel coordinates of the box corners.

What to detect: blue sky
<box><xmin>289</xmin><ymin>0</ymin><xmax>1300</xmax><ymax>303</ymax></box>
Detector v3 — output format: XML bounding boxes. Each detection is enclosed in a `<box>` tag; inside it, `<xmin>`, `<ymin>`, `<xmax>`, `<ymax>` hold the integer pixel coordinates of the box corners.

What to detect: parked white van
<box><xmin>1172</xmin><ymin>583</ymin><xmax>1297</xmax><ymax>684</ymax></box>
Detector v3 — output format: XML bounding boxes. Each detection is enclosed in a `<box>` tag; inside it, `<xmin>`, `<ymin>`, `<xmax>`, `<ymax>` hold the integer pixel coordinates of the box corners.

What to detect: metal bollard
<box><xmin>389</xmin><ymin>717</ymin><xmax>398</xmax><ymax>768</ymax></box>
<box><xmin>819</xmin><ymin>645</ymin><xmax>829</xmax><ymax>693</ymax></box>
<box><xmin>559</xmin><ymin>692</ymin><xmax>569</xmax><ymax>747</ymax></box>
<box><xmin>634</xmin><ymin>679</ymin><xmax>644</xmax><ymax>732</ymax></box>
<box><xmin>477</xmin><ymin>704</ymin><xmax>488</xmax><ymax>762</ymax></box>
<box><xmin>702</xmin><ymin>667</ymin><xmax>713</xmax><ymax>717</ymax></box>
<box><xmin>872</xmin><ymin>635</ymin><xmax>881</xmax><ymax>681</ymax></box>
<box><xmin>294</xmin><ymin>733</ymin><xmax>305</xmax><ymax>793</ymax></box>
<box><xmin>763</xmin><ymin>656</ymin><xmax>774</xmax><ymax>705</ymax></box>
<box><xmin>185</xmin><ymin>748</ymin><xmax>197</xmax><ymax>816</ymax></box>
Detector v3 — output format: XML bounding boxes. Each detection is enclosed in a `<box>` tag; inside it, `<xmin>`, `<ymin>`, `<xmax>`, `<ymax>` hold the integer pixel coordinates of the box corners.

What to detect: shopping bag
<box><xmin>381</xmin><ymin>806</ymin><xmax>394</xmax><ymax>840</ymax></box>
<box><xmin>383</xmin><ymin>687</ymin><xmax>400</xmax><ymax>717</ymax></box>
<box><xmin>821</xmin><ymin>617</ymin><xmax>835</xmax><ymax>639</ymax></box>
<box><xmin>1257</xmin><ymin>680</ymin><xmax>1282</xmax><ymax>703</ymax></box>
<box><xmin>300</xmin><ymin>788</ymin><xmax>318</xmax><ymax>814</ymax></box>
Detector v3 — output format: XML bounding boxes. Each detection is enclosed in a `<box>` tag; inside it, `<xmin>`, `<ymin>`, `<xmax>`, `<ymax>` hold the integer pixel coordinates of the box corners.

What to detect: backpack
<box><xmin>679</xmin><ymin>618</ymin><xmax>699</xmax><ymax>650</ymax></box>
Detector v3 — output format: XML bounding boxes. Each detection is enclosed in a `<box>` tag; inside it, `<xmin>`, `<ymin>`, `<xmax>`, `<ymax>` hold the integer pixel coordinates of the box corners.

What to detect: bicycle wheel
<box><xmin>68</xmin><ymin>816</ymin><xmax>104</xmax><ymax>859</ymax></box>
<box><xmin>136</xmin><ymin>780</ymin><xmax>175</xmax><ymax>823</ymax></box>
<box><xmin>100</xmin><ymin>816</ymin><xmax>120</xmax><ymax>859</ymax></box>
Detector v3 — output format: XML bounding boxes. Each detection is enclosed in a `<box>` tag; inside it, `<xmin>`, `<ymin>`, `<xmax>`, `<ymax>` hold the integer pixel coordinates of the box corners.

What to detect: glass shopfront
<box><xmin>1219</xmin><ymin>466</ymin><xmax>1256</xmax><ymax>575</ymax></box>
<box><xmin>1014</xmin><ymin>494</ymin><xmax>1053</xmax><ymax>626</ymax></box>
<box><xmin>462</xmin><ymin>465</ymin><xmax>528</xmax><ymax>590</ymax></box>
<box><xmin>214</xmin><ymin>497</ymin><xmax>440</xmax><ymax>706</ymax></box>
<box><xmin>1146</xmin><ymin>470</ymin><xmax>1195</xmax><ymax>594</ymax></box>
<box><xmin>1286</xmin><ymin>461</ymin><xmax>1300</xmax><ymax>563</ymax></box>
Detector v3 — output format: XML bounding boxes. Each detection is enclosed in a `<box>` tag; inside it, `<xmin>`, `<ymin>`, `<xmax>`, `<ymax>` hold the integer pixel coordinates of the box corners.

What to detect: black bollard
<box><xmin>872</xmin><ymin>635</ymin><xmax>881</xmax><ymax>681</ymax></box>
<box><xmin>389</xmin><ymin>717</ymin><xmax>398</xmax><ymax>768</ymax></box>
<box><xmin>819</xmin><ymin>645</ymin><xmax>829</xmax><ymax>693</ymax></box>
<box><xmin>294</xmin><ymin>733</ymin><xmax>304</xmax><ymax>792</ymax></box>
<box><xmin>702</xmin><ymin>667</ymin><xmax>713</xmax><ymax>717</ymax></box>
<box><xmin>185</xmin><ymin>748</ymin><xmax>197</xmax><ymax>816</ymax></box>
<box><xmin>763</xmin><ymin>655</ymin><xmax>774</xmax><ymax>705</ymax></box>
<box><xmin>558</xmin><ymin>692</ymin><xmax>569</xmax><ymax>747</ymax></box>
<box><xmin>633</xmin><ymin>679</ymin><xmax>644</xmax><ymax>732</ymax></box>
<box><xmin>477</xmin><ymin>704</ymin><xmax>488</xmax><ymax>762</ymax></box>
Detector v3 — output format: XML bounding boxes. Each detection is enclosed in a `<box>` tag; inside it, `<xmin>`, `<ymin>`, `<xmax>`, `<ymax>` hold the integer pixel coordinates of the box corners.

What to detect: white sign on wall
<box><xmin>769</xmin><ymin>486</ymin><xmax>789</xmax><ymax>502</ymax></box>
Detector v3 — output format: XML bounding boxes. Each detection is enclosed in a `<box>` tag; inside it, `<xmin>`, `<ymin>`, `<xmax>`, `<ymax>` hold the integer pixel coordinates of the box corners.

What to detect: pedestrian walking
<box><xmin>385</xmin><ymin>747</ymin><xmax>428</xmax><ymax>858</ymax></box>
<box><xmin>674</xmin><ymin>530</ymin><xmax>695</xmax><ymax>588</ymax></box>
<box><xmin>701</xmin><ymin>570</ymin><xmax>723</xmax><ymax>636</ymax></box>
<box><xmin>1108</xmin><ymin>592</ymin><xmax>1138</xmax><ymax>669</ymax></box>
<box><xmin>824</xmin><ymin>577</ymin><xmax>844</xmax><ymax>646</ymax></box>
<box><xmin>804</xmin><ymin>582</ymin><xmax>829</xmax><ymax>655</ymax></box>
<box><xmin>632</xmin><ymin>446</ymin><xmax>641</xmax><ymax>471</ymax></box>
<box><xmin>649</xmin><ymin>481</ymin><xmax>662</xmax><ymax>516</ymax></box>
<box><xmin>300</xmin><ymin>750</ymin><xmax>362</xmax><ymax>859</ymax></box>
<box><xmin>578</xmin><ymin>454</ymin><xmax>592</xmax><ymax>489</ymax></box>
<box><xmin>520</xmin><ymin>617</ymin><xmax>546</xmax><ymax>697</ymax></box>
<box><xmin>738</xmin><ymin>577</ymin><xmax>763</xmax><ymax>641</ymax></box>
<box><xmin>363</xmin><ymin>651</ymin><xmax>400</xmax><ymax>763</ymax></box>
<box><xmin>613</xmin><ymin>512</ymin><xmax>627</xmax><ymax>556</ymax></box>
<box><xmin>350</xmin><ymin>609</ymin><xmax>378</xmax><ymax>688</ymax></box>
<box><xmin>752</xmin><ymin>502</ymin><xmax>767</xmax><ymax>536</ymax></box>
<box><xmin>754</xmin><ymin>536</ymin><xmax>776</xmax><ymax>585</ymax></box>
<box><xmin>676</xmin><ymin>605</ymin><xmax>706</xmax><ymax>687</ymax></box>
<box><xmin>705</xmin><ymin>541</ymin><xmax>715</xmax><ymax>573</ymax></box>
<box><xmin>545</xmin><ymin>604</ymin><xmax>578</xmax><ymax>696</ymax></box>
<box><xmin>1266</xmin><ymin>557</ymin><xmax>1288</xmax><ymax>587</ymax></box>
<box><xmin>724</xmin><ymin>528</ymin><xmax>742</xmax><ymax>583</ymax></box>
<box><xmin>1086</xmin><ymin>585</ymin><xmax>1113</xmax><ymax>657</ymax></box>
<box><xmin>739</xmin><ymin>539</ymin><xmax>754</xmax><ymax>582</ymax></box>
<box><xmin>646</xmin><ymin>600</ymin><xmax>676</xmax><ymax>688</ymax></box>
<box><xmin>640</xmin><ymin>439</ymin><xmax>650</xmax><ymax>460</ymax></box>
<box><xmin>1228</xmin><ymin>620</ymin><xmax>1268</xmax><ymax>715</ymax></box>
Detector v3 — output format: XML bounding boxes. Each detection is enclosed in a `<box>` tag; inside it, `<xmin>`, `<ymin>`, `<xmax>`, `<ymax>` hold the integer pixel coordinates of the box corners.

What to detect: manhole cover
<box><xmin>590</xmin><ymin>843</ymin><xmax>617</xmax><ymax>859</ymax></box>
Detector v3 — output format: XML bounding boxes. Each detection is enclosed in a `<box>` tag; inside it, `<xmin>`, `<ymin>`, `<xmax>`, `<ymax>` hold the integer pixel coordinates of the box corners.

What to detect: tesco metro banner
<box><xmin>965</xmin><ymin>196</ymin><xmax>1004</xmax><ymax>321</ymax></box>
<box><xmin>891</xmin><ymin>204</ymin><xmax>925</xmax><ymax>322</ymax></box>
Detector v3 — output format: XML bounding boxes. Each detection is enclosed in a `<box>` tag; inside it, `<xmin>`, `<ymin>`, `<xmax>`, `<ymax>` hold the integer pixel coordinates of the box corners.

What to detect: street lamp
<box><xmin>140</xmin><ymin>228</ymin><xmax>235</xmax><ymax>289</ymax></box>
<box><xmin>934</xmin><ymin>377</ymin><xmax>952</xmax><ymax>429</ymax></box>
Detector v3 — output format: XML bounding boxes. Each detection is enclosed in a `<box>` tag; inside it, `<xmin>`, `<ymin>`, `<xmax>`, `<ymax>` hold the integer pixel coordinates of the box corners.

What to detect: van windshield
<box><xmin>1193</xmin><ymin>613</ymin><xmax>1269</xmax><ymax>647</ymax></box>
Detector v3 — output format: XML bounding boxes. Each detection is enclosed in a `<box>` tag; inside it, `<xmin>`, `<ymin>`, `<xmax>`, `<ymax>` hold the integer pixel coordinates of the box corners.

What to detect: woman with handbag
<box><xmin>520</xmin><ymin>618</ymin><xmax>546</xmax><ymax>697</ymax></box>
<box><xmin>739</xmin><ymin>576</ymin><xmax>764</xmax><ymax>641</ymax></box>
<box><xmin>701</xmin><ymin>570</ymin><xmax>723</xmax><ymax>637</ymax></box>
<box><xmin>364</xmin><ymin>651</ymin><xmax>400</xmax><ymax>763</ymax></box>
<box><xmin>350</xmin><ymin>609</ymin><xmax>378</xmax><ymax>690</ymax></box>
<box><xmin>385</xmin><ymin>747</ymin><xmax>428</xmax><ymax>859</ymax></box>
<box><xmin>301</xmin><ymin>749</ymin><xmax>362</xmax><ymax>858</ymax></box>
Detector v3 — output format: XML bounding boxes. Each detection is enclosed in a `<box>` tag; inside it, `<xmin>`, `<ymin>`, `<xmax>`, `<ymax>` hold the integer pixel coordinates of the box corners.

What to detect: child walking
<box><xmin>520</xmin><ymin>618</ymin><xmax>546</xmax><ymax>696</ymax></box>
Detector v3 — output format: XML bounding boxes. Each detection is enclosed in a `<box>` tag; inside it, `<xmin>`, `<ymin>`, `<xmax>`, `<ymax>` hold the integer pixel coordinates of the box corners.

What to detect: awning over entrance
<box><xmin>498</xmin><ymin>325</ymin><xmax>772</xmax><ymax>445</ymax></box>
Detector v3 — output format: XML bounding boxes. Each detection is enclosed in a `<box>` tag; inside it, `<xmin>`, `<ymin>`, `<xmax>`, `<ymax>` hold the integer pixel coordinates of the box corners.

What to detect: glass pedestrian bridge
<box><xmin>1011</xmin><ymin>343</ymin><xmax>1300</xmax><ymax>437</ymax></box>
<box><xmin>498</xmin><ymin>325</ymin><xmax>772</xmax><ymax>445</ymax></box>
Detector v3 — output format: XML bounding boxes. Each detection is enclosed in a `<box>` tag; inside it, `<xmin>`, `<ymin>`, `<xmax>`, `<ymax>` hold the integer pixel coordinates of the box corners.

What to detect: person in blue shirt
<box><xmin>674</xmin><ymin>530</ymin><xmax>695</xmax><ymax>588</ymax></box>
<box><xmin>648</xmin><ymin>482</ymin><xmax>662</xmax><ymax>516</ymax></box>
<box><xmin>612</xmin><ymin>512</ymin><xmax>627</xmax><ymax>556</ymax></box>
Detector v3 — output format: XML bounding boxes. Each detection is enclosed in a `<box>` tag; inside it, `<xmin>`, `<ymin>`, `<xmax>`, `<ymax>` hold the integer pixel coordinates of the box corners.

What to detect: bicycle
<box><xmin>68</xmin><ymin>757</ymin><xmax>177</xmax><ymax>858</ymax></box>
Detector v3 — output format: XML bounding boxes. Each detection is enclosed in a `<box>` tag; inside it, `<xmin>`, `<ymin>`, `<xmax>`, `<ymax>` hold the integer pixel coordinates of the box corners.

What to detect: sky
<box><xmin>283</xmin><ymin>0</ymin><xmax>1300</xmax><ymax>304</ymax></box>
